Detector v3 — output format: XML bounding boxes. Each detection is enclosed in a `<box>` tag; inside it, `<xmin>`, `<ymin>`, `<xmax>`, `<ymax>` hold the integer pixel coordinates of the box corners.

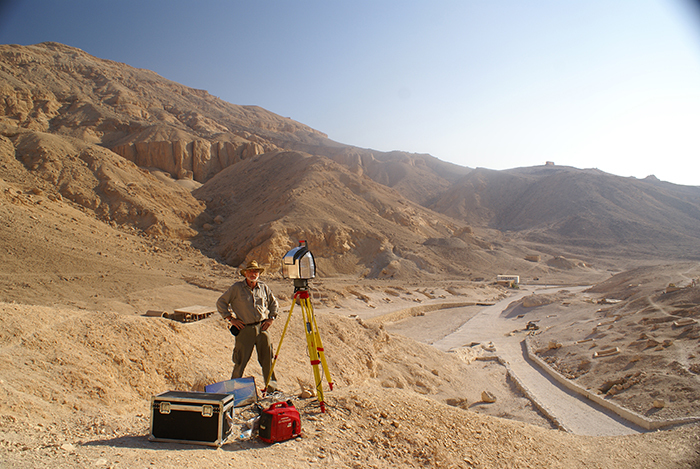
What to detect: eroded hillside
<box><xmin>3</xmin><ymin>42</ymin><xmax>699</xmax><ymax>276</ymax></box>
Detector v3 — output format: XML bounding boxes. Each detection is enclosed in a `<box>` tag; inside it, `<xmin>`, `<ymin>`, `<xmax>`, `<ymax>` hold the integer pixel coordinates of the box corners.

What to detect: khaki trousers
<box><xmin>231</xmin><ymin>323</ymin><xmax>277</xmax><ymax>391</ymax></box>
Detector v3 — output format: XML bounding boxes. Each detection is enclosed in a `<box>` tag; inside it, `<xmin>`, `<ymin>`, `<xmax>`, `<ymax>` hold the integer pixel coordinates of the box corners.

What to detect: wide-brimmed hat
<box><xmin>240</xmin><ymin>260</ymin><xmax>265</xmax><ymax>276</ymax></box>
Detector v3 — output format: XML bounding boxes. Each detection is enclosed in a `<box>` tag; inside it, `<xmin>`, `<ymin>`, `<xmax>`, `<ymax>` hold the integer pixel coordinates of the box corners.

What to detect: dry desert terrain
<box><xmin>1</xmin><ymin>42</ymin><xmax>699</xmax><ymax>468</ymax></box>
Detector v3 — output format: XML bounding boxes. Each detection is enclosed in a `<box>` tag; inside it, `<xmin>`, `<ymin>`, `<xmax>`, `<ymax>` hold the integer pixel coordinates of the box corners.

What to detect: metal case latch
<box><xmin>159</xmin><ymin>402</ymin><xmax>171</xmax><ymax>414</ymax></box>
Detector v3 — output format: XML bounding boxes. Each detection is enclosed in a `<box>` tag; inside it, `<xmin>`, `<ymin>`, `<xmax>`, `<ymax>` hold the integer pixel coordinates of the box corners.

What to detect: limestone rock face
<box><xmin>0</xmin><ymin>42</ymin><xmax>321</xmax><ymax>183</ymax></box>
<box><xmin>111</xmin><ymin>138</ymin><xmax>268</xmax><ymax>183</ymax></box>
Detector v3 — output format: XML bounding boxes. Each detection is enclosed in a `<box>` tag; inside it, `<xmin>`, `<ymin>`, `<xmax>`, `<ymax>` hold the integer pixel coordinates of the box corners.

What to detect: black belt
<box><xmin>230</xmin><ymin>321</ymin><xmax>262</xmax><ymax>337</ymax></box>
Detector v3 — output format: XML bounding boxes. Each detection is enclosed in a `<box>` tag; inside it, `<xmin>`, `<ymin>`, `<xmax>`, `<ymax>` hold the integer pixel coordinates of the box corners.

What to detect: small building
<box><xmin>171</xmin><ymin>305</ymin><xmax>216</xmax><ymax>322</ymax></box>
<box><xmin>497</xmin><ymin>274</ymin><xmax>520</xmax><ymax>286</ymax></box>
<box><xmin>144</xmin><ymin>305</ymin><xmax>216</xmax><ymax>323</ymax></box>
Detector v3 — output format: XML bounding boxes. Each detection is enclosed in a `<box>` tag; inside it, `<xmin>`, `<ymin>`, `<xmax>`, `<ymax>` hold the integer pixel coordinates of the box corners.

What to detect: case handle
<box><xmin>158</xmin><ymin>402</ymin><xmax>215</xmax><ymax>417</ymax></box>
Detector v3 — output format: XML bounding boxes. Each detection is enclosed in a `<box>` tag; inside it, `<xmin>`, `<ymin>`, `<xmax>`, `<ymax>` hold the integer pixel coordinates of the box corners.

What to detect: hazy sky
<box><xmin>2</xmin><ymin>0</ymin><xmax>700</xmax><ymax>186</ymax></box>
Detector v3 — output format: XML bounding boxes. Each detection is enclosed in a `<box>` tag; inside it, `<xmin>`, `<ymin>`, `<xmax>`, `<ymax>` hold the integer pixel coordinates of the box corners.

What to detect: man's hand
<box><xmin>227</xmin><ymin>317</ymin><xmax>245</xmax><ymax>331</ymax></box>
<box><xmin>261</xmin><ymin>318</ymin><xmax>274</xmax><ymax>331</ymax></box>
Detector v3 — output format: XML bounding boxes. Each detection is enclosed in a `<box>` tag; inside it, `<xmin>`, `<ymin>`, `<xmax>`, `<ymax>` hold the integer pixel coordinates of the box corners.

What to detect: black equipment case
<box><xmin>149</xmin><ymin>391</ymin><xmax>235</xmax><ymax>446</ymax></box>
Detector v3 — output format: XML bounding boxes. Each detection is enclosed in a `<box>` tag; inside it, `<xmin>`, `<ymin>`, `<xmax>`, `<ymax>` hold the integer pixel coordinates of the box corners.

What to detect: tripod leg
<box><xmin>308</xmin><ymin>300</ymin><xmax>334</xmax><ymax>391</ymax></box>
<box><xmin>301</xmin><ymin>297</ymin><xmax>326</xmax><ymax>412</ymax></box>
<box><xmin>265</xmin><ymin>298</ymin><xmax>296</xmax><ymax>394</ymax></box>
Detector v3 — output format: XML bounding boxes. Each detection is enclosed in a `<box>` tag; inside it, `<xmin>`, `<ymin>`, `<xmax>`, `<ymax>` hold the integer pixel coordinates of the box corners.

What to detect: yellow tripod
<box><xmin>265</xmin><ymin>286</ymin><xmax>334</xmax><ymax>412</ymax></box>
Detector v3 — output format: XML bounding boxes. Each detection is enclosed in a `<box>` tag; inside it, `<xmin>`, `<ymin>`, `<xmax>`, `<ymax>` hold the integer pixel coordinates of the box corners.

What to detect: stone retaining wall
<box><xmin>523</xmin><ymin>337</ymin><xmax>700</xmax><ymax>431</ymax></box>
<box><xmin>475</xmin><ymin>354</ymin><xmax>570</xmax><ymax>432</ymax></box>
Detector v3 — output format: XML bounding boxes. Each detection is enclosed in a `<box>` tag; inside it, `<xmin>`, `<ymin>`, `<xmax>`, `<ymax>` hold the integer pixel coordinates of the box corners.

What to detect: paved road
<box><xmin>432</xmin><ymin>287</ymin><xmax>645</xmax><ymax>436</ymax></box>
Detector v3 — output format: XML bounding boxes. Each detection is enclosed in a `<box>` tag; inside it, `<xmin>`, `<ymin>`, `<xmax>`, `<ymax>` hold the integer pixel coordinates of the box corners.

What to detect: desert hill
<box><xmin>192</xmin><ymin>149</ymin><xmax>548</xmax><ymax>280</ymax></box>
<box><xmin>3</xmin><ymin>41</ymin><xmax>699</xmax><ymax>276</ymax></box>
<box><xmin>0</xmin><ymin>41</ymin><xmax>465</xmax><ymax>202</ymax></box>
<box><xmin>2</xmin><ymin>130</ymin><xmax>204</xmax><ymax>238</ymax></box>
<box><xmin>304</xmin><ymin>147</ymin><xmax>471</xmax><ymax>206</ymax></box>
<box><xmin>1</xmin><ymin>42</ymin><xmax>494</xmax><ymax>279</ymax></box>
<box><xmin>431</xmin><ymin>165</ymin><xmax>700</xmax><ymax>260</ymax></box>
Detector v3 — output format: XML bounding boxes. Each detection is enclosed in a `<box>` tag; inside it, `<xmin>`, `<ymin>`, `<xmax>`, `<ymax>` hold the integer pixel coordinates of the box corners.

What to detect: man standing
<box><xmin>217</xmin><ymin>260</ymin><xmax>279</xmax><ymax>393</ymax></box>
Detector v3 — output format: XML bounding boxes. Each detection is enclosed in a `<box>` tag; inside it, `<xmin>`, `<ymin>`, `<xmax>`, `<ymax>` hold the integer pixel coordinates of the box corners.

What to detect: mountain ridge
<box><xmin>2</xmin><ymin>42</ymin><xmax>699</xmax><ymax>277</ymax></box>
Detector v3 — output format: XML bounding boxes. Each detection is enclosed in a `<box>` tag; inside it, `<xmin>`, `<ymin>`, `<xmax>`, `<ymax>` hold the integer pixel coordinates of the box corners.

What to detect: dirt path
<box><xmin>431</xmin><ymin>287</ymin><xmax>646</xmax><ymax>436</ymax></box>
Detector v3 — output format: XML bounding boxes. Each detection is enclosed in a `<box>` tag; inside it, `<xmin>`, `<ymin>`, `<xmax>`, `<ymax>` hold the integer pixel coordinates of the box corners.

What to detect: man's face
<box><xmin>244</xmin><ymin>269</ymin><xmax>260</xmax><ymax>284</ymax></box>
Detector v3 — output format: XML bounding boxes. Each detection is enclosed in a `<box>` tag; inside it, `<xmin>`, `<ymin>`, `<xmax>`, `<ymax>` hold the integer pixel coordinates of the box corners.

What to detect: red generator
<box><xmin>258</xmin><ymin>400</ymin><xmax>301</xmax><ymax>444</ymax></box>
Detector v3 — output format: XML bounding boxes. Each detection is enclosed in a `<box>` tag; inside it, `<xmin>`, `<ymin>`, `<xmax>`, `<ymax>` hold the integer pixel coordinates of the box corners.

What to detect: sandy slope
<box><xmin>1</xmin><ymin>271</ymin><xmax>700</xmax><ymax>468</ymax></box>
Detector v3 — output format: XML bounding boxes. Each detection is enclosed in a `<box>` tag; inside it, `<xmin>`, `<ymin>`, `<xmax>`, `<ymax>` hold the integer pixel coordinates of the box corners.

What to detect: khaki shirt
<box><xmin>216</xmin><ymin>280</ymin><xmax>279</xmax><ymax>324</ymax></box>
